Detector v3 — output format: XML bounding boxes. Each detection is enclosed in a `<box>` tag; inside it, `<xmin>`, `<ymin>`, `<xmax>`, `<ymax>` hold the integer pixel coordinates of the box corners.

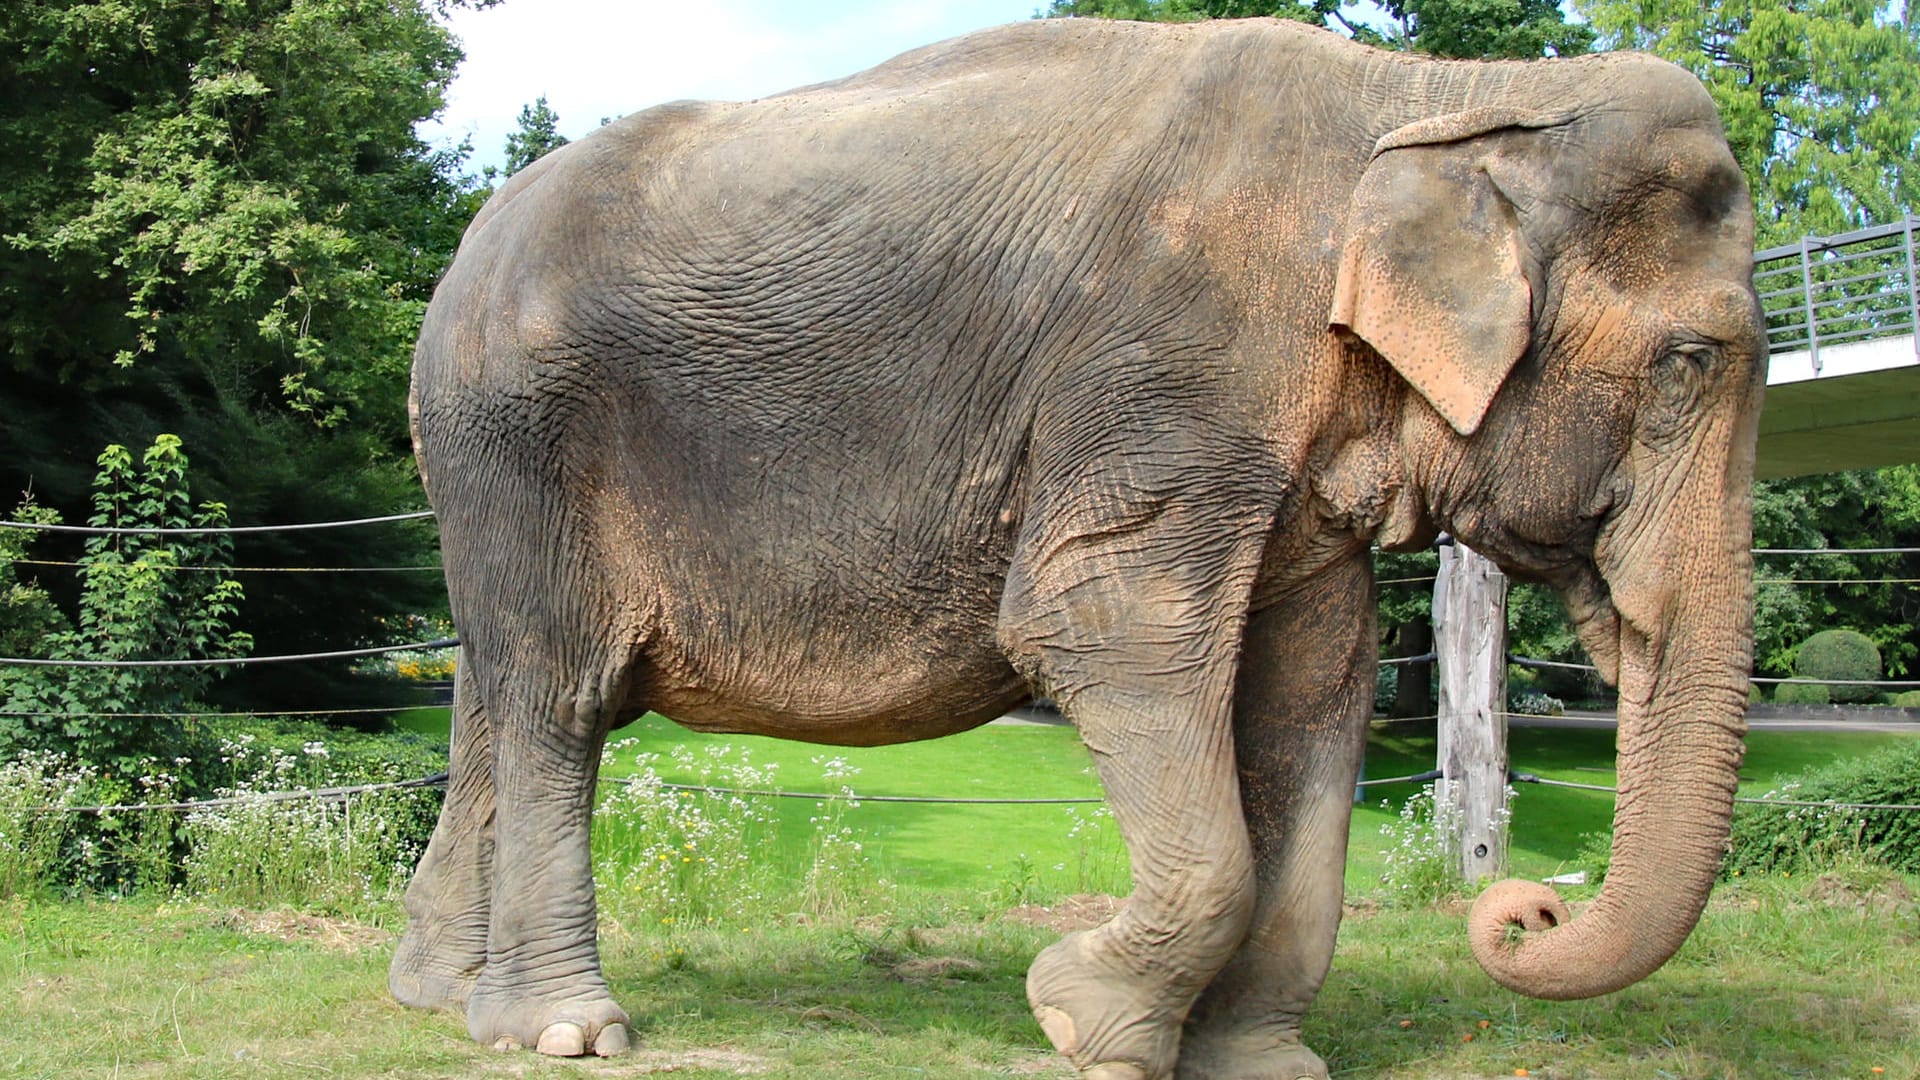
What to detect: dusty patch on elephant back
<box><xmin>1004</xmin><ymin>893</ymin><xmax>1125</xmax><ymax>934</ymax></box>
<box><xmin>218</xmin><ymin>909</ymin><xmax>392</xmax><ymax>951</ymax></box>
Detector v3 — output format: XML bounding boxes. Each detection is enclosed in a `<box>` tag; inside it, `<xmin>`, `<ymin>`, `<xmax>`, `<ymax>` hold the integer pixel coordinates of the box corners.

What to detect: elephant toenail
<box><xmin>536</xmin><ymin>1021</ymin><xmax>587</xmax><ymax>1056</ymax></box>
<box><xmin>592</xmin><ymin>1022</ymin><xmax>632</xmax><ymax>1057</ymax></box>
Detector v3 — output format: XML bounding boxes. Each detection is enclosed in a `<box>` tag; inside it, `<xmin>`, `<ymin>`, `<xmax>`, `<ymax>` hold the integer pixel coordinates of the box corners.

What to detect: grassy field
<box><xmin>7</xmin><ymin>713</ymin><xmax>1908</xmax><ymax>1078</ymax></box>
<box><xmin>5</xmin><ymin>867</ymin><xmax>1915</xmax><ymax>1079</ymax></box>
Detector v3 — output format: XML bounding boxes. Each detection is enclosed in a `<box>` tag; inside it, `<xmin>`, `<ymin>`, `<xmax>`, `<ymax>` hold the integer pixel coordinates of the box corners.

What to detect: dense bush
<box><xmin>0</xmin><ymin>719</ymin><xmax>445</xmax><ymax>898</ymax></box>
<box><xmin>1771</xmin><ymin>681</ymin><xmax>1831</xmax><ymax>706</ymax></box>
<box><xmin>1793</xmin><ymin>629</ymin><xmax>1882</xmax><ymax>704</ymax></box>
<box><xmin>1724</xmin><ymin>740</ymin><xmax>1920</xmax><ymax>876</ymax></box>
<box><xmin>1893</xmin><ymin>690</ymin><xmax>1920</xmax><ymax>708</ymax></box>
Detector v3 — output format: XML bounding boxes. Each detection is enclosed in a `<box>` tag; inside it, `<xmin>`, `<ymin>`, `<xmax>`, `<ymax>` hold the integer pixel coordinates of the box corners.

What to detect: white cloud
<box><xmin>422</xmin><ymin>0</ymin><xmax>1040</xmax><ymax>171</ymax></box>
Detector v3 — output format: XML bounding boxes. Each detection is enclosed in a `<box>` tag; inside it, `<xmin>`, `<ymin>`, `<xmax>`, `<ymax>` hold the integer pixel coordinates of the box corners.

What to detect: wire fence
<box><xmin>5</xmin><ymin>504</ymin><xmax>1920</xmax><ymax>826</ymax></box>
<box><xmin>24</xmin><ymin>762</ymin><xmax>1920</xmax><ymax>816</ymax></box>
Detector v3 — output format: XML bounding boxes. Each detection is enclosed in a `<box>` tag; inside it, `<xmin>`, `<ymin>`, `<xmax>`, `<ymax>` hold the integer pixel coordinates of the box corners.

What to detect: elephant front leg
<box><xmin>391</xmin><ymin>657</ymin><xmax>494</xmax><ymax>1012</ymax></box>
<box><xmin>1003</xmin><ymin>528</ymin><xmax>1267</xmax><ymax>1080</ymax></box>
<box><xmin>1178</xmin><ymin>554</ymin><xmax>1376</xmax><ymax>1080</ymax></box>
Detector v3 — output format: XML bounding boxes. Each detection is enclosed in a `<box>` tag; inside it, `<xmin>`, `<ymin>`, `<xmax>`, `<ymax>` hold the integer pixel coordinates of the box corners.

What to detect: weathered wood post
<box><xmin>1433</xmin><ymin>538</ymin><xmax>1510</xmax><ymax>885</ymax></box>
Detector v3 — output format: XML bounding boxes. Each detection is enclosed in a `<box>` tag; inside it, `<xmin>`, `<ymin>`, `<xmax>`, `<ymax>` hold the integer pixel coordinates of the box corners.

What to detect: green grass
<box><xmin>395</xmin><ymin>707</ymin><xmax>1916</xmax><ymax>898</ymax></box>
<box><xmin>5</xmin><ymin>868</ymin><xmax>1915</xmax><ymax>1079</ymax></box>
<box><xmin>6</xmin><ymin>713</ymin><xmax>1917</xmax><ymax>1077</ymax></box>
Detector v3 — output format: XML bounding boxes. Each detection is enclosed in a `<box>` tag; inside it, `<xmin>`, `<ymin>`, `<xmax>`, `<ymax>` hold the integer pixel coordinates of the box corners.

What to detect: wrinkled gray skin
<box><xmin>396</xmin><ymin>18</ymin><xmax>1765</xmax><ymax>1079</ymax></box>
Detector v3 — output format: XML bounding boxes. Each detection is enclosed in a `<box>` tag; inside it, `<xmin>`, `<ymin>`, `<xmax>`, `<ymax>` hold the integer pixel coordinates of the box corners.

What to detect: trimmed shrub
<box><xmin>1892</xmin><ymin>690</ymin><xmax>1920</xmax><ymax>709</ymax></box>
<box><xmin>1724</xmin><ymin>740</ymin><xmax>1920</xmax><ymax>876</ymax></box>
<box><xmin>1748</xmin><ymin>683</ymin><xmax>1765</xmax><ymax>704</ymax></box>
<box><xmin>1771</xmin><ymin>681</ymin><xmax>1830</xmax><ymax>706</ymax></box>
<box><xmin>1793</xmin><ymin>629</ymin><xmax>1882</xmax><ymax>705</ymax></box>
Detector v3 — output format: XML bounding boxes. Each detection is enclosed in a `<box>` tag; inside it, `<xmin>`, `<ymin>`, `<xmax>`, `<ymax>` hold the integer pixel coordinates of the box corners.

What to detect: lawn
<box><xmin>395</xmin><ymin>706</ymin><xmax>1915</xmax><ymax>897</ymax></box>
<box><xmin>4</xmin><ymin>868</ymin><xmax>1915</xmax><ymax>1079</ymax></box>
<box><xmin>5</xmin><ymin>712</ymin><xmax>1916</xmax><ymax>1078</ymax></box>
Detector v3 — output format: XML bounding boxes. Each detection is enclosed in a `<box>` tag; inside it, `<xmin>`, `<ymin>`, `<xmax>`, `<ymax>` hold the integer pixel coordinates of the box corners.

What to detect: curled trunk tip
<box><xmin>1467</xmin><ymin>878</ymin><xmax>1628</xmax><ymax>1000</ymax></box>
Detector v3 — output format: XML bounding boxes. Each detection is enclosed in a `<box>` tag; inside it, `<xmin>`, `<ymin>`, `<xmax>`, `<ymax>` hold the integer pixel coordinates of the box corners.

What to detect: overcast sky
<box><xmin>420</xmin><ymin>0</ymin><xmax>1043</xmax><ymax>172</ymax></box>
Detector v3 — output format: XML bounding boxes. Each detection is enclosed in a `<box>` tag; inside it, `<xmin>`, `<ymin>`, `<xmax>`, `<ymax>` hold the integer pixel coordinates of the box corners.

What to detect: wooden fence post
<box><xmin>1433</xmin><ymin>539</ymin><xmax>1510</xmax><ymax>885</ymax></box>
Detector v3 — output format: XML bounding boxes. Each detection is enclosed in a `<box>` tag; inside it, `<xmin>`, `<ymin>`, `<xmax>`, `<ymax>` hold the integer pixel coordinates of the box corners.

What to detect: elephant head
<box><xmin>1330</xmin><ymin>61</ymin><xmax>1765</xmax><ymax>1000</ymax></box>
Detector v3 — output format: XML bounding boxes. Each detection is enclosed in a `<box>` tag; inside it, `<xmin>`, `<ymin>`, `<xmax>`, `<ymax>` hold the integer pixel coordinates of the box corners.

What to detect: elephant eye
<box><xmin>1645</xmin><ymin>341</ymin><xmax>1715</xmax><ymax>436</ymax></box>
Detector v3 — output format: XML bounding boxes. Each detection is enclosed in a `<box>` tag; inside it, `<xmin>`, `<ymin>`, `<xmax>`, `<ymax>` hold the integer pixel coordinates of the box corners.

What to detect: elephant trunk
<box><xmin>1468</xmin><ymin>492</ymin><xmax>1753</xmax><ymax>999</ymax></box>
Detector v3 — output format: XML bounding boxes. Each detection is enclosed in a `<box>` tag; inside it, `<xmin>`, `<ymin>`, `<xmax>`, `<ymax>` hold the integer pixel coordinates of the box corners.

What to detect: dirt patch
<box><xmin>890</xmin><ymin>955</ymin><xmax>986</xmax><ymax>982</ymax></box>
<box><xmin>623</xmin><ymin>1048</ymin><xmax>775</xmax><ymax>1074</ymax></box>
<box><xmin>218</xmin><ymin>909</ymin><xmax>393</xmax><ymax>952</ymax></box>
<box><xmin>477</xmin><ymin>1048</ymin><xmax>774</xmax><ymax>1076</ymax></box>
<box><xmin>1809</xmin><ymin>873</ymin><xmax>1916</xmax><ymax>917</ymax></box>
<box><xmin>1004</xmin><ymin>893</ymin><xmax>1125</xmax><ymax>934</ymax></box>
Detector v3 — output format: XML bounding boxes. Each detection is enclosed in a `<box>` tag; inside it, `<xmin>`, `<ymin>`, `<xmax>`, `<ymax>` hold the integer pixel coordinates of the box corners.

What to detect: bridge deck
<box><xmin>1750</xmin><ymin>217</ymin><xmax>1919</xmax><ymax>479</ymax></box>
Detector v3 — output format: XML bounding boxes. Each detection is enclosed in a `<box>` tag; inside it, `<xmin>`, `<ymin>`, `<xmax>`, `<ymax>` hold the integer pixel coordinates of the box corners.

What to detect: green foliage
<box><xmin>502</xmin><ymin>96</ymin><xmax>569</xmax><ymax>178</ymax></box>
<box><xmin>1771</xmin><ymin>680</ymin><xmax>1830</xmax><ymax>706</ymax></box>
<box><xmin>179</xmin><ymin>730</ymin><xmax>438</xmax><ymax>909</ymax></box>
<box><xmin>1365</xmin><ymin>0</ymin><xmax>1592</xmax><ymax>57</ymax></box>
<box><xmin>1793</xmin><ymin>628</ymin><xmax>1883</xmax><ymax>705</ymax></box>
<box><xmin>0</xmin><ymin>498</ymin><xmax>64</xmax><ymax>659</ymax></box>
<box><xmin>592</xmin><ymin>741</ymin><xmax>889</xmax><ymax>934</ymax></box>
<box><xmin>1576</xmin><ymin>0</ymin><xmax>1920</xmax><ymax>244</ymax></box>
<box><xmin>1892</xmin><ymin>690</ymin><xmax>1920</xmax><ymax>708</ymax></box>
<box><xmin>0</xmin><ymin>436</ymin><xmax>250</xmax><ymax>773</ymax></box>
<box><xmin>0</xmin><ymin>0</ymin><xmax>483</xmax><ymax>416</ymax></box>
<box><xmin>1046</xmin><ymin>0</ymin><xmax>1347</xmax><ymax>29</ymax></box>
<box><xmin>0</xmin><ymin>751</ymin><xmax>94</xmax><ymax>898</ymax></box>
<box><xmin>1046</xmin><ymin>0</ymin><xmax>1591</xmax><ymax>57</ymax></box>
<box><xmin>1725</xmin><ymin>739</ymin><xmax>1920</xmax><ymax>876</ymax></box>
<box><xmin>0</xmin><ymin>0</ymin><xmax>471</xmax><ymax>693</ymax></box>
<box><xmin>1750</xmin><ymin>468</ymin><xmax>1920</xmax><ymax>682</ymax></box>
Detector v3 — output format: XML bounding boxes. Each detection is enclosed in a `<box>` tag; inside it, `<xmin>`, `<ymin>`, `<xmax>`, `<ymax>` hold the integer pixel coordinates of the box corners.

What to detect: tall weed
<box><xmin>0</xmin><ymin>752</ymin><xmax>91</xmax><ymax>897</ymax></box>
<box><xmin>592</xmin><ymin>741</ymin><xmax>889</xmax><ymax>934</ymax></box>
<box><xmin>180</xmin><ymin>735</ymin><xmax>430</xmax><ymax>908</ymax></box>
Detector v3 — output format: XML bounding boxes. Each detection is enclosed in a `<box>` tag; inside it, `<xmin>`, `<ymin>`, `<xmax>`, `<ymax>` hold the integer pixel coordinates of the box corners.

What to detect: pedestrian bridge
<box><xmin>1755</xmin><ymin>216</ymin><xmax>1920</xmax><ymax>479</ymax></box>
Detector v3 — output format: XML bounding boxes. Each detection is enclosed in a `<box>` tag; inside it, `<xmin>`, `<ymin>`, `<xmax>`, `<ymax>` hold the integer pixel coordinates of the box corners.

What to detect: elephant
<box><xmin>393</xmin><ymin>16</ymin><xmax>1766</xmax><ymax>1080</ymax></box>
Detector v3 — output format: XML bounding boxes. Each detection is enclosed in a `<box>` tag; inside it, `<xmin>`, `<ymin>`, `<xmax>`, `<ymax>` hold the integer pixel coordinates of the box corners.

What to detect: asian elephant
<box><xmin>394</xmin><ymin>16</ymin><xmax>1765</xmax><ymax>1080</ymax></box>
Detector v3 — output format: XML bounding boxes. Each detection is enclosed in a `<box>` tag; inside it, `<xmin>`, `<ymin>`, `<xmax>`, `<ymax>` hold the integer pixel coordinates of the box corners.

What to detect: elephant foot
<box><xmin>388</xmin><ymin>928</ymin><xmax>482</xmax><ymax>1012</ymax></box>
<box><xmin>1173</xmin><ymin>1029</ymin><xmax>1328</xmax><ymax>1080</ymax></box>
<box><xmin>465</xmin><ymin>979</ymin><xmax>632</xmax><ymax>1058</ymax></box>
<box><xmin>1028</xmin><ymin>930</ymin><xmax>1187</xmax><ymax>1080</ymax></box>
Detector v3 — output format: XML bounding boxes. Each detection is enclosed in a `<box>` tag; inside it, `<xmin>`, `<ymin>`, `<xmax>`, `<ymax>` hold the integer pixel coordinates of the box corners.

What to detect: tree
<box><xmin>1748</xmin><ymin>467</ymin><xmax>1920</xmax><ymax>680</ymax></box>
<box><xmin>1</xmin><ymin>437</ymin><xmax>251</xmax><ymax>773</ymax></box>
<box><xmin>0</xmin><ymin>1</ymin><xmax>479</xmax><ymax>705</ymax></box>
<box><xmin>1046</xmin><ymin>0</ymin><xmax>1362</xmax><ymax>36</ymax></box>
<box><xmin>1045</xmin><ymin>0</ymin><xmax>1591</xmax><ymax>57</ymax></box>
<box><xmin>1368</xmin><ymin>0</ymin><xmax>1591</xmax><ymax>58</ymax></box>
<box><xmin>503</xmin><ymin>96</ymin><xmax>570</xmax><ymax>177</ymax></box>
<box><xmin>1575</xmin><ymin>0</ymin><xmax>1920</xmax><ymax>244</ymax></box>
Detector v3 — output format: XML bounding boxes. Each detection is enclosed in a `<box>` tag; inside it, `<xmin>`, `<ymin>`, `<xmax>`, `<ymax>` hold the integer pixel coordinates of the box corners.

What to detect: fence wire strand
<box><xmin>0</xmin><ymin>637</ymin><xmax>457</xmax><ymax>669</ymax></box>
<box><xmin>1512</xmin><ymin>771</ymin><xmax>1920</xmax><ymax>811</ymax></box>
<box><xmin>11</xmin><ymin>558</ymin><xmax>442</xmax><ymax>574</ymax></box>
<box><xmin>0</xmin><ymin>510</ymin><xmax>434</xmax><ymax>536</ymax></box>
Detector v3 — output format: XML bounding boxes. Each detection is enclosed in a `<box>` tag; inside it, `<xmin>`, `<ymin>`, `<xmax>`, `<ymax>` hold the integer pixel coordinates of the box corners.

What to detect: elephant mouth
<box><xmin>1557</xmin><ymin>560</ymin><xmax>1621</xmax><ymax>687</ymax></box>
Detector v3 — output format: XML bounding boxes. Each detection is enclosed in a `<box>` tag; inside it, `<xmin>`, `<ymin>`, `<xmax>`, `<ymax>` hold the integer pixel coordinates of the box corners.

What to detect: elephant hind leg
<box><xmin>391</xmin><ymin>657</ymin><xmax>495</xmax><ymax>1012</ymax></box>
<box><xmin>456</xmin><ymin>626</ymin><xmax>638</xmax><ymax>1058</ymax></box>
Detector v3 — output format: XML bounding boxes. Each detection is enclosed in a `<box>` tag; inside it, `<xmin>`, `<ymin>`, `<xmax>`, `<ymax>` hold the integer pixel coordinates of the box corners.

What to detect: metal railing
<box><xmin>1753</xmin><ymin>216</ymin><xmax>1920</xmax><ymax>371</ymax></box>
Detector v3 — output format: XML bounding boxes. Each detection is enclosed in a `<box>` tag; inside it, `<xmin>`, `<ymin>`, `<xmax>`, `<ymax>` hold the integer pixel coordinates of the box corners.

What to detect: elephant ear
<box><xmin>1329</xmin><ymin>107</ymin><xmax>1573</xmax><ymax>436</ymax></box>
